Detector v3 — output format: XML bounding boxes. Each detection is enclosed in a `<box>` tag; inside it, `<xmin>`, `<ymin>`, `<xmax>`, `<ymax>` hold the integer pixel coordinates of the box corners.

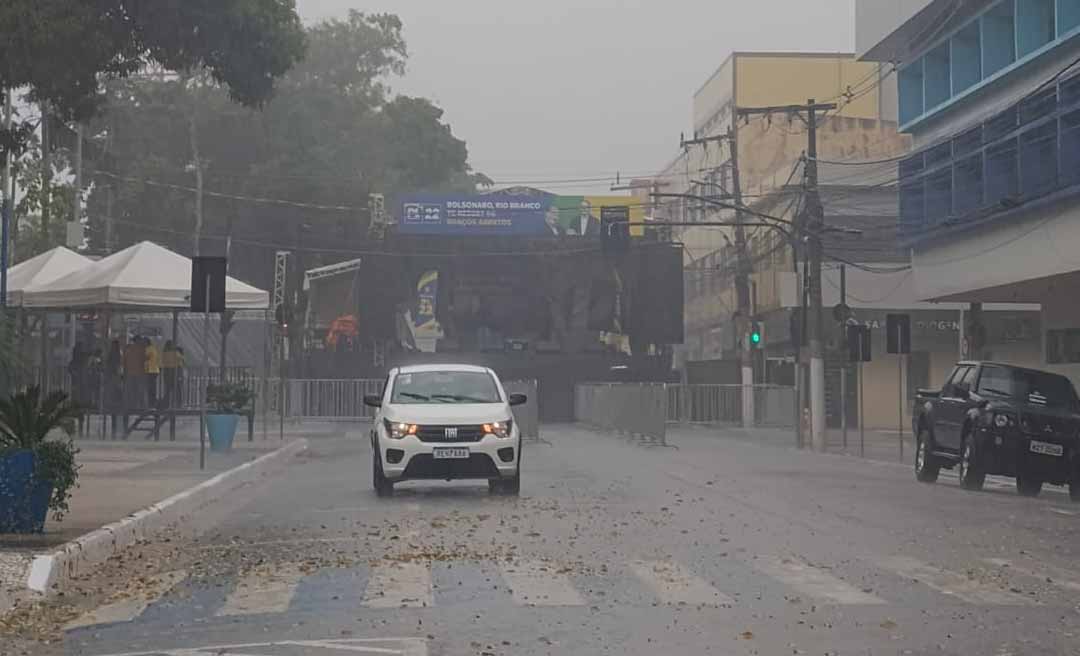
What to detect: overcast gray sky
<box><xmin>297</xmin><ymin>0</ymin><xmax>855</xmax><ymax>193</ymax></box>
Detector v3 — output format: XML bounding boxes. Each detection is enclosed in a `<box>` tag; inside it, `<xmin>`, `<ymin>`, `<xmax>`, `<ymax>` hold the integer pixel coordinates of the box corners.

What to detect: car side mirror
<box><xmin>363</xmin><ymin>394</ymin><xmax>382</xmax><ymax>408</ymax></box>
<box><xmin>508</xmin><ymin>393</ymin><xmax>528</xmax><ymax>407</ymax></box>
<box><xmin>955</xmin><ymin>386</ymin><xmax>970</xmax><ymax>400</ymax></box>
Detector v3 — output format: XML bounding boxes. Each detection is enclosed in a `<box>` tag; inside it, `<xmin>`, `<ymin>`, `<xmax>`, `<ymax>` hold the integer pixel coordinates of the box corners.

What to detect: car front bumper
<box><xmin>978</xmin><ymin>427</ymin><xmax>1079</xmax><ymax>484</ymax></box>
<box><xmin>378</xmin><ymin>433</ymin><xmax>520</xmax><ymax>481</ymax></box>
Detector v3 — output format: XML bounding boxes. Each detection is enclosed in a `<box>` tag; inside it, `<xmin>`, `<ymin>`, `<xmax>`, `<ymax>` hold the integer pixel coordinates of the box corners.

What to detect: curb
<box><xmin>24</xmin><ymin>438</ymin><xmax>309</xmax><ymax>595</ymax></box>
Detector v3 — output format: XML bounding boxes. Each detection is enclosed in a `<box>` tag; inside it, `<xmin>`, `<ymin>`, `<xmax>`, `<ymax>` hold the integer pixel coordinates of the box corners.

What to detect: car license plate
<box><xmin>433</xmin><ymin>447</ymin><xmax>470</xmax><ymax>460</ymax></box>
<box><xmin>1030</xmin><ymin>440</ymin><xmax>1064</xmax><ymax>457</ymax></box>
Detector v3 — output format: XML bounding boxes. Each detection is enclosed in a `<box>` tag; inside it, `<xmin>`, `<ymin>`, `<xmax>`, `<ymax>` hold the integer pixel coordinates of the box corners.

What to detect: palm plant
<box><xmin>0</xmin><ymin>386</ymin><xmax>82</xmax><ymax>524</ymax></box>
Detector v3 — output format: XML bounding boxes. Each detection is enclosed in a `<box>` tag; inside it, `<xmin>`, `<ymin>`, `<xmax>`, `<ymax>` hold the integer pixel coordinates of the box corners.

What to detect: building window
<box><xmin>986</xmin><ymin>138</ymin><xmax>1020</xmax><ymax>205</ymax></box>
<box><xmin>1061</xmin><ymin>0</ymin><xmax>1080</xmax><ymax>33</ymax></box>
<box><xmin>924</xmin><ymin>42</ymin><xmax>952</xmax><ymax>109</ymax></box>
<box><xmin>983</xmin><ymin>2</ymin><xmax>1018</xmax><ymax>77</ymax></box>
<box><xmin>952</xmin><ymin>21</ymin><xmax>983</xmax><ymax>94</ymax></box>
<box><xmin>1018</xmin><ymin>0</ymin><xmax>1056</xmax><ymax>58</ymax></box>
<box><xmin>1046</xmin><ymin>328</ymin><xmax>1080</xmax><ymax>363</ymax></box>
<box><xmin>1060</xmin><ymin>108</ymin><xmax>1080</xmax><ymax>185</ymax></box>
<box><xmin>899</xmin><ymin>61</ymin><xmax>925</xmax><ymax>125</ymax></box>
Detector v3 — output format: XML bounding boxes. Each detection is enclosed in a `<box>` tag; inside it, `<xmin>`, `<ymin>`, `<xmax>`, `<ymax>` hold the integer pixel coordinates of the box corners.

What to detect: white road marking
<box><xmin>983</xmin><ymin>558</ymin><xmax>1080</xmax><ymax>593</ymax></box>
<box><xmin>754</xmin><ymin>556</ymin><xmax>885</xmax><ymax>605</ymax></box>
<box><xmin>629</xmin><ymin>560</ymin><xmax>733</xmax><ymax>606</ymax></box>
<box><xmin>217</xmin><ymin>563</ymin><xmax>304</xmax><ymax>617</ymax></box>
<box><xmin>1050</xmin><ymin>508</ymin><xmax>1076</xmax><ymax>516</ymax></box>
<box><xmin>90</xmin><ymin>637</ymin><xmax>428</xmax><ymax>656</ymax></box>
<box><xmin>499</xmin><ymin>560</ymin><xmax>585</xmax><ymax>606</ymax></box>
<box><xmin>313</xmin><ymin>507</ymin><xmax>369</xmax><ymax>514</ymax></box>
<box><xmin>364</xmin><ymin>561</ymin><xmax>433</xmax><ymax>608</ymax></box>
<box><xmin>880</xmin><ymin>556</ymin><xmax>1038</xmax><ymax>605</ymax></box>
<box><xmin>66</xmin><ymin>571</ymin><xmax>187</xmax><ymax>630</ymax></box>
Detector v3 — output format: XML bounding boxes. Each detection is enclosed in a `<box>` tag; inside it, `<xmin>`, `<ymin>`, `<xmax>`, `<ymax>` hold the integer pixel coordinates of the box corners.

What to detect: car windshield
<box><xmin>390</xmin><ymin>371</ymin><xmax>502</xmax><ymax>404</ymax></box>
<box><xmin>977</xmin><ymin>365</ymin><xmax>1080</xmax><ymax>409</ymax></box>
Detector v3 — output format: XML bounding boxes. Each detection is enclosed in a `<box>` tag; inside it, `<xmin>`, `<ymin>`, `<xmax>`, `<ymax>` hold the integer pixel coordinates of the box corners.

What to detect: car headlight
<box><xmin>483</xmin><ymin>420</ymin><xmax>513</xmax><ymax>438</ymax></box>
<box><xmin>384</xmin><ymin>419</ymin><xmax>418</xmax><ymax>440</ymax></box>
<box><xmin>993</xmin><ymin>413</ymin><xmax>1014</xmax><ymax>429</ymax></box>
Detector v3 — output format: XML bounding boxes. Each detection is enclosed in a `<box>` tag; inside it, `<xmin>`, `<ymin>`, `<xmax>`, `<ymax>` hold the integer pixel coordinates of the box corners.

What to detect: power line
<box><xmin>90</xmin><ymin>169</ymin><xmax>367</xmax><ymax>213</ymax></box>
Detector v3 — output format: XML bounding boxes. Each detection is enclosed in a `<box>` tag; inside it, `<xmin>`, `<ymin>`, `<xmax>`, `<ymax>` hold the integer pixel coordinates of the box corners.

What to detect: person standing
<box><xmin>144</xmin><ymin>337</ymin><xmax>161</xmax><ymax>409</ymax></box>
<box><xmin>123</xmin><ymin>335</ymin><xmax>146</xmax><ymax>418</ymax></box>
<box><xmin>162</xmin><ymin>341</ymin><xmax>179</xmax><ymax>408</ymax></box>
<box><xmin>68</xmin><ymin>342</ymin><xmax>89</xmax><ymax>436</ymax></box>
<box><xmin>105</xmin><ymin>339</ymin><xmax>123</xmax><ymax>438</ymax></box>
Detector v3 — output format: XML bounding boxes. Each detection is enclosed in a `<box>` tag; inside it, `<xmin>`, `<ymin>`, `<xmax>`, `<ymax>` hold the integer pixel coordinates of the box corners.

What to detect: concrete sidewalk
<box><xmin>26</xmin><ymin>440</ymin><xmax>280</xmax><ymax>548</ymax></box>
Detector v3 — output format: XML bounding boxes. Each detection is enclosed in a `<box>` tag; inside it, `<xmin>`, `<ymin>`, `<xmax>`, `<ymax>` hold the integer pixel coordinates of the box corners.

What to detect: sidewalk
<box><xmin>0</xmin><ymin>434</ymin><xmax>284</xmax><ymax>603</ymax></box>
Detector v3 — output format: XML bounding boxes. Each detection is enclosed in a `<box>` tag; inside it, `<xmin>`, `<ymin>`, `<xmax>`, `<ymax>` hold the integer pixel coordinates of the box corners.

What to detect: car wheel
<box><xmin>915</xmin><ymin>429</ymin><xmax>940</xmax><ymax>483</ymax></box>
<box><xmin>373</xmin><ymin>453</ymin><xmax>393</xmax><ymax>498</ymax></box>
<box><xmin>1016</xmin><ymin>475</ymin><xmax>1043</xmax><ymax>498</ymax></box>
<box><xmin>958</xmin><ymin>434</ymin><xmax>985</xmax><ymax>491</ymax></box>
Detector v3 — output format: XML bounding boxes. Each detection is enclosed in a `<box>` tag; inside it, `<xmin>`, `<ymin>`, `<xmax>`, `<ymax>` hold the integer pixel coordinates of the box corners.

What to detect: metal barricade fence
<box><xmin>262</xmin><ymin>378</ymin><xmax>541</xmax><ymax>425</ymax></box>
<box><xmin>664</xmin><ymin>384</ymin><xmax>796</xmax><ymax>428</ymax></box>
<box><xmin>574</xmin><ymin>383</ymin><xmax>667</xmax><ymax>444</ymax></box>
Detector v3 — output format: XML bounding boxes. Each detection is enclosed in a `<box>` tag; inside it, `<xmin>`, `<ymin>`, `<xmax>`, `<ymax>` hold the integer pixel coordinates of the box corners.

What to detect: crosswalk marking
<box><xmin>881</xmin><ymin>556</ymin><xmax>1038</xmax><ymax>606</ymax></box>
<box><xmin>499</xmin><ymin>560</ymin><xmax>585</xmax><ymax>606</ymax></box>
<box><xmin>364</xmin><ymin>561</ymin><xmax>433</xmax><ymax>608</ymax></box>
<box><xmin>217</xmin><ymin>563</ymin><xmax>305</xmax><ymax>617</ymax></box>
<box><xmin>983</xmin><ymin>558</ymin><xmax>1080</xmax><ymax>593</ymax></box>
<box><xmin>754</xmin><ymin>557</ymin><xmax>885</xmax><ymax>605</ymax></box>
<box><xmin>66</xmin><ymin>571</ymin><xmax>187</xmax><ymax>630</ymax></box>
<box><xmin>629</xmin><ymin>560</ymin><xmax>733</xmax><ymax>606</ymax></box>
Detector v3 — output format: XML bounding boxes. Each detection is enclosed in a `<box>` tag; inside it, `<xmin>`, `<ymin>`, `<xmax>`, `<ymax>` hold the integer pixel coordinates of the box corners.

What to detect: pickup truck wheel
<box><xmin>958</xmin><ymin>434</ymin><xmax>985</xmax><ymax>491</ymax></box>
<box><xmin>1016</xmin><ymin>475</ymin><xmax>1043</xmax><ymax>498</ymax></box>
<box><xmin>915</xmin><ymin>429</ymin><xmax>940</xmax><ymax>483</ymax></box>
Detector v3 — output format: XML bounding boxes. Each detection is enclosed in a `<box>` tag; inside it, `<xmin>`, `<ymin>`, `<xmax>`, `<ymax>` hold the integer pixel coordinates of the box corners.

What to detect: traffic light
<box><xmin>275</xmin><ymin>303</ymin><xmax>293</xmax><ymax>333</ymax></box>
<box><xmin>749</xmin><ymin>321</ymin><xmax>763</xmax><ymax>349</ymax></box>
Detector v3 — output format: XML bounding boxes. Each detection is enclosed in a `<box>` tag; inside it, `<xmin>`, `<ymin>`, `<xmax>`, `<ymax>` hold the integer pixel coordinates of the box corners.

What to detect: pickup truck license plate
<box><xmin>1029</xmin><ymin>440</ymin><xmax>1064</xmax><ymax>457</ymax></box>
<box><xmin>433</xmin><ymin>447</ymin><xmax>470</xmax><ymax>460</ymax></box>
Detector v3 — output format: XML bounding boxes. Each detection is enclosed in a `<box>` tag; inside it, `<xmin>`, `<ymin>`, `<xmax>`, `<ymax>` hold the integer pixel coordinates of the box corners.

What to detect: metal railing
<box><xmin>575</xmin><ymin>383</ymin><xmax>668</xmax><ymax>444</ymax></box>
<box><xmin>665</xmin><ymin>384</ymin><xmax>795</xmax><ymax>428</ymax></box>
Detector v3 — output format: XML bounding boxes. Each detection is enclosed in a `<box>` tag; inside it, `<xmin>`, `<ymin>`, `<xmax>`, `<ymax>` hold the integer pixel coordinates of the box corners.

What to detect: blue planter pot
<box><xmin>206</xmin><ymin>414</ymin><xmax>239</xmax><ymax>453</ymax></box>
<box><xmin>0</xmin><ymin>449</ymin><xmax>54</xmax><ymax>534</ymax></box>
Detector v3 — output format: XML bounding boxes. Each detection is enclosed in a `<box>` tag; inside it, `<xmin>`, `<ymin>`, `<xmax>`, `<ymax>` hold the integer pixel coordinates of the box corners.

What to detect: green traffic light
<box><xmin>750</xmin><ymin>332</ymin><xmax>761</xmax><ymax>345</ymax></box>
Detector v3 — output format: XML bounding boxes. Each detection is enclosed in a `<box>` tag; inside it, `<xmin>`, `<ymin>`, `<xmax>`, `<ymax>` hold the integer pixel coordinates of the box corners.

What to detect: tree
<box><xmin>0</xmin><ymin>0</ymin><xmax>307</xmax><ymax>159</ymax></box>
<box><xmin>81</xmin><ymin>11</ymin><xmax>486</xmax><ymax>292</ymax></box>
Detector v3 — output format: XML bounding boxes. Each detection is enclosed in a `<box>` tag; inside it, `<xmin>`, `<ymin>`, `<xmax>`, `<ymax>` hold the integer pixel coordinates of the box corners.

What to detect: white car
<box><xmin>364</xmin><ymin>365</ymin><xmax>526</xmax><ymax>497</ymax></box>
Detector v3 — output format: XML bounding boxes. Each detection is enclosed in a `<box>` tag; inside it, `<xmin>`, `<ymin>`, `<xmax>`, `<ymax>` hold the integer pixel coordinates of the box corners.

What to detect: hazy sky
<box><xmin>298</xmin><ymin>0</ymin><xmax>855</xmax><ymax>193</ymax></box>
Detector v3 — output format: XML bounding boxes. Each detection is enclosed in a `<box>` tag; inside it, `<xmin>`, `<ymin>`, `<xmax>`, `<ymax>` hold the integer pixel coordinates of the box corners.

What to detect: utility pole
<box><xmin>736</xmin><ymin>99</ymin><xmax>835</xmax><ymax>452</ymax></box>
<box><xmin>804</xmin><ymin>99</ymin><xmax>827</xmax><ymax>453</ymax></box>
<box><xmin>189</xmin><ymin>113</ymin><xmax>204</xmax><ymax>258</ymax></box>
<box><xmin>679</xmin><ymin>129</ymin><xmax>755</xmax><ymax>425</ymax></box>
<box><xmin>726</xmin><ymin>126</ymin><xmax>754</xmax><ymax>428</ymax></box>
<box><xmin>41</xmin><ymin>109</ymin><xmax>51</xmax><ymax>249</ymax></box>
<box><xmin>70</xmin><ymin>123</ymin><xmax>83</xmax><ymax>248</ymax></box>
<box><xmin>2</xmin><ymin>89</ymin><xmax>13</xmax><ymax>307</ymax></box>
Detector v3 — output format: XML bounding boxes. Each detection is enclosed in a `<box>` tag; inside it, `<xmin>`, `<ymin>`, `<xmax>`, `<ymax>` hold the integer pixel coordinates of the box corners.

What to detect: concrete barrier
<box><xmin>25</xmin><ymin>439</ymin><xmax>309</xmax><ymax>595</ymax></box>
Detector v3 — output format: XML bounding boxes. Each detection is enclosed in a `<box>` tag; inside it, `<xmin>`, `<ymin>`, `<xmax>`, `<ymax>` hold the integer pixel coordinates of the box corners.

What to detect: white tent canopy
<box><xmin>22</xmin><ymin>241</ymin><xmax>269</xmax><ymax>310</ymax></box>
<box><xmin>6</xmin><ymin>246</ymin><xmax>94</xmax><ymax>307</ymax></box>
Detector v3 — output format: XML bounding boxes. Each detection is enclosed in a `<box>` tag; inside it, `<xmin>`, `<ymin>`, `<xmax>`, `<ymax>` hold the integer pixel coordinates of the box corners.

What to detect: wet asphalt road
<box><xmin>59</xmin><ymin>425</ymin><xmax>1080</xmax><ymax>656</ymax></box>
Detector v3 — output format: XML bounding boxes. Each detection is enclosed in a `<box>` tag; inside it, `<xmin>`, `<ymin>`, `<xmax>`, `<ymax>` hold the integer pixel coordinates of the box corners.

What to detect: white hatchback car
<box><xmin>364</xmin><ymin>365</ymin><xmax>526</xmax><ymax>497</ymax></box>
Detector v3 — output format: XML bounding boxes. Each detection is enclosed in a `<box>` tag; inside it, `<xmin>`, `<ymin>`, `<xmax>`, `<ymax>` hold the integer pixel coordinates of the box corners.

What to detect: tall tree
<box><xmin>0</xmin><ymin>0</ymin><xmax>307</xmax><ymax>158</ymax></box>
<box><xmin>82</xmin><ymin>11</ymin><xmax>486</xmax><ymax>291</ymax></box>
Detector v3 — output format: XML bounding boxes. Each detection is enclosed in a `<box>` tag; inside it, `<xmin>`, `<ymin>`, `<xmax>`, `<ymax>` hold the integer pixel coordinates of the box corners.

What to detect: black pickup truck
<box><xmin>912</xmin><ymin>361</ymin><xmax>1080</xmax><ymax>501</ymax></box>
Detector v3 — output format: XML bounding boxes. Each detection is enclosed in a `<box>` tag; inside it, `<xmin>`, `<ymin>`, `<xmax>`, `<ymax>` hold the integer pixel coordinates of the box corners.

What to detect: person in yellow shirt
<box><xmin>144</xmin><ymin>337</ymin><xmax>161</xmax><ymax>408</ymax></box>
<box><xmin>162</xmin><ymin>341</ymin><xmax>183</xmax><ymax>408</ymax></box>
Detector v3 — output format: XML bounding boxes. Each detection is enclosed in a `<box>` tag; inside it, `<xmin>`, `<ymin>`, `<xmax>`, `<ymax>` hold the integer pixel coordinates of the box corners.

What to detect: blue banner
<box><xmin>399</xmin><ymin>194</ymin><xmax>556</xmax><ymax>236</ymax></box>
